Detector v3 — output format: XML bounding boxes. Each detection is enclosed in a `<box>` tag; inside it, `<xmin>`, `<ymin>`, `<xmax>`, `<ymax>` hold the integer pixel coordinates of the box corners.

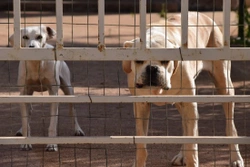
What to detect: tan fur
<box><xmin>123</xmin><ymin>12</ymin><xmax>244</xmax><ymax>167</ymax></box>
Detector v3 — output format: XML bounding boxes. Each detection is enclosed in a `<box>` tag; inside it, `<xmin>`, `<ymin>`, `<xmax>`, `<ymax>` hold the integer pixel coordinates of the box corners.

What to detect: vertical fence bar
<box><xmin>13</xmin><ymin>0</ymin><xmax>21</xmax><ymax>48</ymax></box>
<box><xmin>56</xmin><ymin>0</ymin><xmax>64</xmax><ymax>49</ymax></box>
<box><xmin>98</xmin><ymin>0</ymin><xmax>105</xmax><ymax>51</ymax></box>
<box><xmin>223</xmin><ymin>0</ymin><xmax>231</xmax><ymax>48</ymax></box>
<box><xmin>181</xmin><ymin>0</ymin><xmax>188</xmax><ymax>48</ymax></box>
<box><xmin>140</xmin><ymin>0</ymin><xmax>147</xmax><ymax>49</ymax></box>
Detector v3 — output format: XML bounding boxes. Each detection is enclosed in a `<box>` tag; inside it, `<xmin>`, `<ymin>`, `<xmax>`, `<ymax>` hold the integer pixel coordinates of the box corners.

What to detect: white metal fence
<box><xmin>0</xmin><ymin>0</ymin><xmax>250</xmax><ymax>164</ymax></box>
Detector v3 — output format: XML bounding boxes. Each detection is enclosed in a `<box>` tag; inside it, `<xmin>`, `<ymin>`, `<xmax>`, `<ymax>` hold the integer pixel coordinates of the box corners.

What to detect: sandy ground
<box><xmin>0</xmin><ymin>11</ymin><xmax>249</xmax><ymax>167</ymax></box>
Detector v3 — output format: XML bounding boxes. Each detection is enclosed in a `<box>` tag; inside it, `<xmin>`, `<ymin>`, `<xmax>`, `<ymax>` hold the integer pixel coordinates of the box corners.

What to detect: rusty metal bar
<box><xmin>13</xmin><ymin>0</ymin><xmax>21</xmax><ymax>48</ymax></box>
<box><xmin>56</xmin><ymin>0</ymin><xmax>63</xmax><ymax>50</ymax></box>
<box><xmin>2</xmin><ymin>48</ymin><xmax>250</xmax><ymax>61</ymax></box>
<box><xmin>98</xmin><ymin>0</ymin><xmax>105</xmax><ymax>51</ymax></box>
<box><xmin>223</xmin><ymin>0</ymin><xmax>231</xmax><ymax>48</ymax></box>
<box><xmin>181</xmin><ymin>0</ymin><xmax>188</xmax><ymax>48</ymax></box>
<box><xmin>140</xmin><ymin>0</ymin><xmax>147</xmax><ymax>49</ymax></box>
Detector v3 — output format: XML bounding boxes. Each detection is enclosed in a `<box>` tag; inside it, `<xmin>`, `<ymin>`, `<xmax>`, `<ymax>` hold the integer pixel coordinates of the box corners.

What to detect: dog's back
<box><xmin>148</xmin><ymin>12</ymin><xmax>223</xmax><ymax>48</ymax></box>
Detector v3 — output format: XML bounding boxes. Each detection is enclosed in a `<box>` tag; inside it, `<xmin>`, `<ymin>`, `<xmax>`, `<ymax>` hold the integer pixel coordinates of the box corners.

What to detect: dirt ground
<box><xmin>0</xmin><ymin>11</ymin><xmax>249</xmax><ymax>167</ymax></box>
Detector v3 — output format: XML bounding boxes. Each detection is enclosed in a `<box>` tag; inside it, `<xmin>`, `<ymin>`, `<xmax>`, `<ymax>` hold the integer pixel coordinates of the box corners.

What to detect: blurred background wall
<box><xmin>0</xmin><ymin>0</ymin><xmax>242</xmax><ymax>13</ymax></box>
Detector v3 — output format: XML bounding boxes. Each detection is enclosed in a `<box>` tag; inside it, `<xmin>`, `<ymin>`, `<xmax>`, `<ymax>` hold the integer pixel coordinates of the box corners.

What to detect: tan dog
<box><xmin>9</xmin><ymin>25</ymin><xmax>84</xmax><ymax>151</ymax></box>
<box><xmin>123</xmin><ymin>12</ymin><xmax>244</xmax><ymax>167</ymax></box>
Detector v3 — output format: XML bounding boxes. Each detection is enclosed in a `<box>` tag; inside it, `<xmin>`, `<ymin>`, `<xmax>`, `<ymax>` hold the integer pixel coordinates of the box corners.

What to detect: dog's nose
<box><xmin>29</xmin><ymin>45</ymin><xmax>35</xmax><ymax>48</ymax></box>
<box><xmin>163</xmin><ymin>87</ymin><xmax>170</xmax><ymax>90</ymax></box>
<box><xmin>145</xmin><ymin>65</ymin><xmax>160</xmax><ymax>86</ymax></box>
<box><xmin>136</xmin><ymin>83</ymin><xmax>143</xmax><ymax>88</ymax></box>
<box><xmin>146</xmin><ymin>65</ymin><xmax>158</xmax><ymax>75</ymax></box>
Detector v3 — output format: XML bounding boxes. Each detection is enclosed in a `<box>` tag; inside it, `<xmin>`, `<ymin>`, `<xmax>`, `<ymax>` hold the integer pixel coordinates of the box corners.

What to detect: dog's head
<box><xmin>9</xmin><ymin>25</ymin><xmax>56</xmax><ymax>48</ymax></box>
<box><xmin>123</xmin><ymin>31</ymin><xmax>179</xmax><ymax>94</ymax></box>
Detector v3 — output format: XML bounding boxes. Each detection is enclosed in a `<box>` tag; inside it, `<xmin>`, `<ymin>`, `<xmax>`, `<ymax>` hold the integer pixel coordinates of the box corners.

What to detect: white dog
<box><xmin>123</xmin><ymin>12</ymin><xmax>244</xmax><ymax>167</ymax></box>
<box><xmin>9</xmin><ymin>25</ymin><xmax>84</xmax><ymax>151</ymax></box>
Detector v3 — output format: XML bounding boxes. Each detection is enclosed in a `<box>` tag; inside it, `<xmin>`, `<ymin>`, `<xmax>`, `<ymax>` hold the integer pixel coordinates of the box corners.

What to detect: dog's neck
<box><xmin>24</xmin><ymin>60</ymin><xmax>44</xmax><ymax>70</ymax></box>
<box><xmin>23</xmin><ymin>42</ymin><xmax>54</xmax><ymax>65</ymax></box>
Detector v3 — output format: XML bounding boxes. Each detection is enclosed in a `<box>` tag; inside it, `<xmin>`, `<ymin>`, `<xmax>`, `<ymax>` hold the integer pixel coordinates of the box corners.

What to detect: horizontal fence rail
<box><xmin>0</xmin><ymin>95</ymin><xmax>250</xmax><ymax>103</ymax></box>
<box><xmin>2</xmin><ymin>48</ymin><xmax>250</xmax><ymax>61</ymax></box>
<box><xmin>1</xmin><ymin>136</ymin><xmax>250</xmax><ymax>145</ymax></box>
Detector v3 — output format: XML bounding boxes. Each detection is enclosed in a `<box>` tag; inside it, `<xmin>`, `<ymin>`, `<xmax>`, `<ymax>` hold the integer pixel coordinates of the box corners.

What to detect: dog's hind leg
<box><xmin>60</xmin><ymin>84</ymin><xmax>84</xmax><ymax>136</ymax></box>
<box><xmin>46</xmin><ymin>85</ymin><xmax>60</xmax><ymax>152</ymax></box>
<box><xmin>172</xmin><ymin>102</ymin><xmax>199</xmax><ymax>167</ymax></box>
<box><xmin>210</xmin><ymin>61</ymin><xmax>244</xmax><ymax>167</ymax></box>
<box><xmin>59</xmin><ymin>62</ymin><xmax>84</xmax><ymax>136</ymax></box>
<box><xmin>68</xmin><ymin>104</ymin><xmax>85</xmax><ymax>136</ymax></box>
<box><xmin>133</xmin><ymin>102</ymin><xmax>150</xmax><ymax>167</ymax></box>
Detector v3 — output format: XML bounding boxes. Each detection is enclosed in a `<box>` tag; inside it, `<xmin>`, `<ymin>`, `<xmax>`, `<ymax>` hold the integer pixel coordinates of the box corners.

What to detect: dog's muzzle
<box><xmin>136</xmin><ymin>65</ymin><xmax>170</xmax><ymax>90</ymax></box>
<box><xmin>28</xmin><ymin>40</ymin><xmax>42</xmax><ymax>48</ymax></box>
<box><xmin>145</xmin><ymin>65</ymin><xmax>159</xmax><ymax>86</ymax></box>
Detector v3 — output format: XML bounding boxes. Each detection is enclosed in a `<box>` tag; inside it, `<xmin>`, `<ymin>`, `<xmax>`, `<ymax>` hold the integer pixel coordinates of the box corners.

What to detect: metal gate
<box><xmin>0</xmin><ymin>0</ymin><xmax>250</xmax><ymax>166</ymax></box>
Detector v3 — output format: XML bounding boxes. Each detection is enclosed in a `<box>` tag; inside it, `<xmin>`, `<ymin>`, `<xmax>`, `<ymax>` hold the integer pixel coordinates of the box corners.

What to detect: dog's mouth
<box><xmin>135</xmin><ymin>82</ymin><xmax>170</xmax><ymax>90</ymax></box>
<box><xmin>136</xmin><ymin>66</ymin><xmax>171</xmax><ymax>91</ymax></box>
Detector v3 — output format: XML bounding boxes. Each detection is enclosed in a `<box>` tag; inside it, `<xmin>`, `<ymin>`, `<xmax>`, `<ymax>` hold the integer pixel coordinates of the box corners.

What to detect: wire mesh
<box><xmin>0</xmin><ymin>0</ymin><xmax>249</xmax><ymax>167</ymax></box>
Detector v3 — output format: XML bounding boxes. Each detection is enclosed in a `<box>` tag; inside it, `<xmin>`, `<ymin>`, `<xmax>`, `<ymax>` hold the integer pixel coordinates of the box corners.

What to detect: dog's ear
<box><xmin>123</xmin><ymin>38</ymin><xmax>140</xmax><ymax>48</ymax></box>
<box><xmin>122</xmin><ymin>38</ymin><xmax>141</xmax><ymax>73</ymax></box>
<box><xmin>46</xmin><ymin>26</ymin><xmax>56</xmax><ymax>39</ymax></box>
<box><xmin>172</xmin><ymin>61</ymin><xmax>179</xmax><ymax>76</ymax></box>
<box><xmin>122</xmin><ymin>40</ymin><xmax>136</xmax><ymax>74</ymax></box>
<box><xmin>9</xmin><ymin>34</ymin><xmax>14</xmax><ymax>46</ymax></box>
<box><xmin>123</xmin><ymin>41</ymin><xmax>134</xmax><ymax>48</ymax></box>
<box><xmin>122</xmin><ymin>61</ymin><xmax>132</xmax><ymax>74</ymax></box>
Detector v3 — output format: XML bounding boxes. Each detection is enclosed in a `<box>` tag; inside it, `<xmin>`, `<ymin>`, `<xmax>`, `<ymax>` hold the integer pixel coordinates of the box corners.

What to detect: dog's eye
<box><xmin>36</xmin><ymin>35</ymin><xmax>43</xmax><ymax>40</ymax></box>
<box><xmin>22</xmin><ymin>35</ymin><xmax>29</xmax><ymax>40</ymax></box>
<box><xmin>161</xmin><ymin>61</ymin><xmax>169</xmax><ymax>65</ymax></box>
<box><xmin>135</xmin><ymin>61</ymin><xmax>144</xmax><ymax>64</ymax></box>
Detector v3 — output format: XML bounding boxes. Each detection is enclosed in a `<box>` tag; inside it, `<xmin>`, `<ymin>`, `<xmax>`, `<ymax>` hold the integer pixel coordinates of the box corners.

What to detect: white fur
<box><xmin>9</xmin><ymin>25</ymin><xmax>84</xmax><ymax>151</ymax></box>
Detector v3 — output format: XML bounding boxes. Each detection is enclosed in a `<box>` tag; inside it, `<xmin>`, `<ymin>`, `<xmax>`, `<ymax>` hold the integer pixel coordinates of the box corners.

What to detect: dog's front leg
<box><xmin>18</xmin><ymin>79</ymin><xmax>33</xmax><ymax>150</ymax></box>
<box><xmin>59</xmin><ymin>62</ymin><xmax>85</xmax><ymax>136</ymax></box>
<box><xmin>19</xmin><ymin>103</ymin><xmax>32</xmax><ymax>150</ymax></box>
<box><xmin>46</xmin><ymin>85</ymin><xmax>59</xmax><ymax>151</ymax></box>
<box><xmin>133</xmin><ymin>102</ymin><xmax>150</xmax><ymax>167</ymax></box>
<box><xmin>172</xmin><ymin>102</ymin><xmax>199</xmax><ymax>167</ymax></box>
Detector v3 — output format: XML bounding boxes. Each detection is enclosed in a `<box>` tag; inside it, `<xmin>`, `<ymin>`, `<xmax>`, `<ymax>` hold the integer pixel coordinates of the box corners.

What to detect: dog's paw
<box><xmin>45</xmin><ymin>144</ymin><xmax>58</xmax><ymax>152</ymax></box>
<box><xmin>20</xmin><ymin>144</ymin><xmax>32</xmax><ymax>151</ymax></box>
<box><xmin>16</xmin><ymin>129</ymin><xmax>23</xmax><ymax>136</ymax></box>
<box><xmin>171</xmin><ymin>153</ymin><xmax>186</xmax><ymax>166</ymax></box>
<box><xmin>75</xmin><ymin>129</ymin><xmax>85</xmax><ymax>136</ymax></box>
<box><xmin>16</xmin><ymin>132</ymin><xmax>23</xmax><ymax>136</ymax></box>
<box><xmin>231</xmin><ymin>160</ymin><xmax>244</xmax><ymax>167</ymax></box>
<box><xmin>231</xmin><ymin>152</ymin><xmax>244</xmax><ymax>167</ymax></box>
<box><xmin>132</xmin><ymin>162</ymin><xmax>145</xmax><ymax>167</ymax></box>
